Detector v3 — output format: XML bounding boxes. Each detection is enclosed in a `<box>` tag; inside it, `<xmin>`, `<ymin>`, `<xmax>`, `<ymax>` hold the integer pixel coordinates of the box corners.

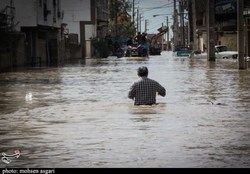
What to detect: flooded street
<box><xmin>0</xmin><ymin>51</ymin><xmax>250</xmax><ymax>168</ymax></box>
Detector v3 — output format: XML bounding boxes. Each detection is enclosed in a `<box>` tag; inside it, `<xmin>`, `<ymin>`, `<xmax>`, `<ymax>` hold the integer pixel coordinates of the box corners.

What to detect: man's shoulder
<box><xmin>146</xmin><ymin>78</ymin><xmax>158</xmax><ymax>83</ymax></box>
<box><xmin>147</xmin><ymin>78</ymin><xmax>165</xmax><ymax>88</ymax></box>
<box><xmin>135</xmin><ymin>77</ymin><xmax>158</xmax><ymax>83</ymax></box>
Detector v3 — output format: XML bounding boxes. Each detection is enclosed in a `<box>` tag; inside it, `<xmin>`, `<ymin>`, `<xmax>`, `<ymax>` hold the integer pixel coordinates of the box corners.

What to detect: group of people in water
<box><xmin>125</xmin><ymin>32</ymin><xmax>149</xmax><ymax>57</ymax></box>
<box><xmin>105</xmin><ymin>31</ymin><xmax>153</xmax><ymax>58</ymax></box>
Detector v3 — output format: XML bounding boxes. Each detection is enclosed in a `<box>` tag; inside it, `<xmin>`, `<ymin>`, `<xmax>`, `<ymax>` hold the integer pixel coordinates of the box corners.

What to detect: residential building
<box><xmin>61</xmin><ymin>0</ymin><xmax>110</xmax><ymax>58</ymax></box>
<box><xmin>188</xmin><ymin>0</ymin><xmax>242</xmax><ymax>52</ymax></box>
<box><xmin>0</xmin><ymin>0</ymin><xmax>64</xmax><ymax>67</ymax></box>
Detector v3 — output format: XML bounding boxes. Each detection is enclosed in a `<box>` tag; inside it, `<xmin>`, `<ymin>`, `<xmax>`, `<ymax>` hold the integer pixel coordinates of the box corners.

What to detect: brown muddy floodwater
<box><xmin>0</xmin><ymin>51</ymin><xmax>250</xmax><ymax>168</ymax></box>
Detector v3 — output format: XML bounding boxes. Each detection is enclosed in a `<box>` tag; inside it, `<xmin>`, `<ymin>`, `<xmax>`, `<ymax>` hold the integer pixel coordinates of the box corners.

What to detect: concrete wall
<box><xmin>61</xmin><ymin>0</ymin><xmax>91</xmax><ymax>43</ymax></box>
<box><xmin>0</xmin><ymin>0</ymin><xmax>63</xmax><ymax>31</ymax></box>
<box><xmin>217</xmin><ymin>33</ymin><xmax>237</xmax><ymax>51</ymax></box>
<box><xmin>0</xmin><ymin>33</ymin><xmax>26</xmax><ymax>72</ymax></box>
<box><xmin>14</xmin><ymin>0</ymin><xmax>38</xmax><ymax>30</ymax></box>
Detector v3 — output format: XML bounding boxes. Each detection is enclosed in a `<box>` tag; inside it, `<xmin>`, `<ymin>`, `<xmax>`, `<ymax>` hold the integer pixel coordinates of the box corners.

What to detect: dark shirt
<box><xmin>135</xmin><ymin>34</ymin><xmax>143</xmax><ymax>44</ymax></box>
<box><xmin>128</xmin><ymin>77</ymin><xmax>166</xmax><ymax>105</ymax></box>
<box><xmin>127</xmin><ymin>39</ymin><xmax>133</xmax><ymax>46</ymax></box>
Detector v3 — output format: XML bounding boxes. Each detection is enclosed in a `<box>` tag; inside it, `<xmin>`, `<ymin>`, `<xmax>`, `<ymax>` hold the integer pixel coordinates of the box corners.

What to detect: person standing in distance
<box><xmin>128</xmin><ymin>66</ymin><xmax>166</xmax><ymax>105</ymax></box>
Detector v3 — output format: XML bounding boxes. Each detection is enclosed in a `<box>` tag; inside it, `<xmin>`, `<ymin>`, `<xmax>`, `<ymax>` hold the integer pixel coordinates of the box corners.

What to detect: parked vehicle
<box><xmin>150</xmin><ymin>46</ymin><xmax>161</xmax><ymax>55</ymax></box>
<box><xmin>215</xmin><ymin>45</ymin><xmax>238</xmax><ymax>59</ymax></box>
<box><xmin>173</xmin><ymin>45</ymin><xmax>192</xmax><ymax>57</ymax></box>
<box><xmin>189</xmin><ymin>45</ymin><xmax>238</xmax><ymax>59</ymax></box>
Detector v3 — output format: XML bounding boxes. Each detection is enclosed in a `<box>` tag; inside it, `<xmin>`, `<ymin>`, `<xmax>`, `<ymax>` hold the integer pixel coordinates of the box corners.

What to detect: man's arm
<box><xmin>128</xmin><ymin>83</ymin><xmax>136</xmax><ymax>99</ymax></box>
<box><xmin>157</xmin><ymin>83</ymin><xmax>166</xmax><ymax>97</ymax></box>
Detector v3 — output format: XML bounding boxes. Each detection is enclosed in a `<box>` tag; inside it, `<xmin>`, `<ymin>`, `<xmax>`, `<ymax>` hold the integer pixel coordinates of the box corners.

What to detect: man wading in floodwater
<box><xmin>128</xmin><ymin>66</ymin><xmax>166</xmax><ymax>105</ymax></box>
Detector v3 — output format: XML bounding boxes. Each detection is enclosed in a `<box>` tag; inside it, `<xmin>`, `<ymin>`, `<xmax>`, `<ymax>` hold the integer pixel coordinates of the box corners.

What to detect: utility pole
<box><xmin>180</xmin><ymin>0</ymin><xmax>185</xmax><ymax>46</ymax></box>
<box><xmin>132</xmin><ymin>0</ymin><xmax>135</xmax><ymax>25</ymax></box>
<box><xmin>140</xmin><ymin>13</ymin><xmax>142</xmax><ymax>33</ymax></box>
<box><xmin>173</xmin><ymin>0</ymin><xmax>178</xmax><ymax>49</ymax></box>
<box><xmin>145</xmin><ymin>19</ymin><xmax>148</xmax><ymax>33</ymax></box>
<box><xmin>162</xmin><ymin>23</ymin><xmax>164</xmax><ymax>51</ymax></box>
<box><xmin>137</xmin><ymin>8</ymin><xmax>139</xmax><ymax>33</ymax></box>
<box><xmin>238</xmin><ymin>0</ymin><xmax>246</xmax><ymax>69</ymax></box>
<box><xmin>115</xmin><ymin>0</ymin><xmax>118</xmax><ymax>38</ymax></box>
<box><xmin>166</xmin><ymin>16</ymin><xmax>170</xmax><ymax>50</ymax></box>
<box><xmin>207</xmin><ymin>0</ymin><xmax>216</xmax><ymax>61</ymax></box>
<box><xmin>10</xmin><ymin>0</ymin><xmax>15</xmax><ymax>31</ymax></box>
<box><xmin>132</xmin><ymin>0</ymin><xmax>135</xmax><ymax>35</ymax></box>
<box><xmin>191</xmin><ymin>0</ymin><xmax>197</xmax><ymax>50</ymax></box>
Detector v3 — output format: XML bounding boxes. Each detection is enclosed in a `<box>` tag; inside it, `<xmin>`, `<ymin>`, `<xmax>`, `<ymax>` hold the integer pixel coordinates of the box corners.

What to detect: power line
<box><xmin>140</xmin><ymin>2</ymin><xmax>174</xmax><ymax>10</ymax></box>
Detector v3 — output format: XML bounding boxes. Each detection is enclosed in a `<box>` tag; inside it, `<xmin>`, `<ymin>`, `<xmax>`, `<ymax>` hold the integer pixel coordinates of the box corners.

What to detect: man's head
<box><xmin>137</xmin><ymin>66</ymin><xmax>148</xmax><ymax>77</ymax></box>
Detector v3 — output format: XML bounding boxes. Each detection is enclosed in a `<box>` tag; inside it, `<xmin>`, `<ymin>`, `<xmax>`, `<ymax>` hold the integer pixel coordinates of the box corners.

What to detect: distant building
<box><xmin>0</xmin><ymin>0</ymin><xmax>110</xmax><ymax>71</ymax></box>
<box><xmin>0</xmin><ymin>0</ymin><xmax>64</xmax><ymax>68</ymax></box>
<box><xmin>61</xmin><ymin>0</ymin><xmax>109</xmax><ymax>58</ymax></box>
<box><xmin>188</xmin><ymin>0</ymin><xmax>239</xmax><ymax>52</ymax></box>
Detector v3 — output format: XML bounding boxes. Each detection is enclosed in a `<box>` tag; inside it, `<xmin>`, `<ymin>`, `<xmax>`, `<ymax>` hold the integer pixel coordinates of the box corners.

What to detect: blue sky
<box><xmin>134</xmin><ymin>0</ymin><xmax>174</xmax><ymax>36</ymax></box>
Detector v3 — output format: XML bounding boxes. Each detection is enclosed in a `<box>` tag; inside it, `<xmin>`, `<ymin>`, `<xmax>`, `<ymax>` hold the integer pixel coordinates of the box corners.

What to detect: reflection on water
<box><xmin>0</xmin><ymin>52</ymin><xmax>250</xmax><ymax>168</ymax></box>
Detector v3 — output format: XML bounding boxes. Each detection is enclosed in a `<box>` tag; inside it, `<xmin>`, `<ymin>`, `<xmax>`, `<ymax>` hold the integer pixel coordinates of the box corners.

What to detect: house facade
<box><xmin>0</xmin><ymin>0</ymin><xmax>65</xmax><ymax>69</ymax></box>
<box><xmin>61</xmin><ymin>0</ymin><xmax>109</xmax><ymax>58</ymax></box>
<box><xmin>1</xmin><ymin>0</ymin><xmax>111</xmax><ymax>71</ymax></box>
<box><xmin>188</xmin><ymin>0</ymin><xmax>250</xmax><ymax>54</ymax></box>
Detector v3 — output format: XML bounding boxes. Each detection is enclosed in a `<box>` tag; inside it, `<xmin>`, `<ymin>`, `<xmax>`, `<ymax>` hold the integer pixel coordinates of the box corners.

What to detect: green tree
<box><xmin>109</xmin><ymin>0</ymin><xmax>135</xmax><ymax>38</ymax></box>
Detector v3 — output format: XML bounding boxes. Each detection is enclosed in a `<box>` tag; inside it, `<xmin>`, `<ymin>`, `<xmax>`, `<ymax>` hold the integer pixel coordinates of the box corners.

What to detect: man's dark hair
<box><xmin>137</xmin><ymin>66</ymin><xmax>148</xmax><ymax>77</ymax></box>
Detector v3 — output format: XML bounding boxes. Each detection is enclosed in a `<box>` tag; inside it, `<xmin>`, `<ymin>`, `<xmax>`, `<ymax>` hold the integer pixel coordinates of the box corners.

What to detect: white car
<box><xmin>190</xmin><ymin>45</ymin><xmax>238</xmax><ymax>59</ymax></box>
<box><xmin>215</xmin><ymin>45</ymin><xmax>238</xmax><ymax>59</ymax></box>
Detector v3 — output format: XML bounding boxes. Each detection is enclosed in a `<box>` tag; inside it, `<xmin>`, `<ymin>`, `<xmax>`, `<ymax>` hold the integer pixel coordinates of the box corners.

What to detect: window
<box><xmin>53</xmin><ymin>0</ymin><xmax>57</xmax><ymax>22</ymax></box>
<box><xmin>39</xmin><ymin>0</ymin><xmax>42</xmax><ymax>7</ymax></box>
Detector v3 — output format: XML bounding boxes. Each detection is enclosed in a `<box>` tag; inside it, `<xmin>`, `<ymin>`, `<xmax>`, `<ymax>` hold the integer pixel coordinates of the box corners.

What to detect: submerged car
<box><xmin>173</xmin><ymin>45</ymin><xmax>192</xmax><ymax>57</ymax></box>
<box><xmin>190</xmin><ymin>45</ymin><xmax>238</xmax><ymax>59</ymax></box>
<box><xmin>215</xmin><ymin>45</ymin><xmax>238</xmax><ymax>59</ymax></box>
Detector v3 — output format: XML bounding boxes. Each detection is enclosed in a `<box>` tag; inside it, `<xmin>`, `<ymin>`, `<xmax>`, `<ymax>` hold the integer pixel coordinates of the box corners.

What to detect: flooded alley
<box><xmin>0</xmin><ymin>52</ymin><xmax>250</xmax><ymax>168</ymax></box>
